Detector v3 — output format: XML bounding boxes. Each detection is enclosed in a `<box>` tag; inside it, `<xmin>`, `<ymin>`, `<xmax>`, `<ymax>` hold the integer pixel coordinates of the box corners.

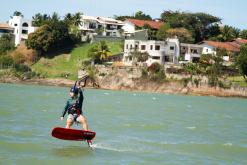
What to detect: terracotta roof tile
<box><xmin>203</xmin><ymin>41</ymin><xmax>240</xmax><ymax>52</ymax></box>
<box><xmin>0</xmin><ymin>23</ymin><xmax>13</xmax><ymax>30</ymax></box>
<box><xmin>234</xmin><ymin>39</ymin><xmax>247</xmax><ymax>44</ymax></box>
<box><xmin>126</xmin><ymin>18</ymin><xmax>163</xmax><ymax>29</ymax></box>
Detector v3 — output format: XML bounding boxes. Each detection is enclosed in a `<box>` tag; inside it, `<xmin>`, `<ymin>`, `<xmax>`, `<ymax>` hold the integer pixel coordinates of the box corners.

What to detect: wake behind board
<box><xmin>51</xmin><ymin>127</ymin><xmax>96</xmax><ymax>141</ymax></box>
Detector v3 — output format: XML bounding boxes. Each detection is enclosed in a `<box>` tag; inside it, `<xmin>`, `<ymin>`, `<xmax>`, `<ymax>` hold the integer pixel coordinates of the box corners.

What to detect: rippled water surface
<box><xmin>0</xmin><ymin>83</ymin><xmax>247</xmax><ymax>164</ymax></box>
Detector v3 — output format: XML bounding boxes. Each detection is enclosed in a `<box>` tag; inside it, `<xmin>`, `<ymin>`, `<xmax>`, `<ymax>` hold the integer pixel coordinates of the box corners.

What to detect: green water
<box><xmin>0</xmin><ymin>83</ymin><xmax>247</xmax><ymax>165</ymax></box>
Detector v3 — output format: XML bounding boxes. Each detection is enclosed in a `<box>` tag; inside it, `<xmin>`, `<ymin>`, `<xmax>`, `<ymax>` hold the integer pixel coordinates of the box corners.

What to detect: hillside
<box><xmin>31</xmin><ymin>41</ymin><xmax>123</xmax><ymax>80</ymax></box>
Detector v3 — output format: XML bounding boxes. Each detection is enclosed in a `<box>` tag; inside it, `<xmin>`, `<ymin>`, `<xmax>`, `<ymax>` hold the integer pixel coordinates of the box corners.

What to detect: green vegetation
<box><xmin>236</xmin><ymin>44</ymin><xmax>247</xmax><ymax>81</ymax></box>
<box><xmin>160</xmin><ymin>11</ymin><xmax>221</xmax><ymax>43</ymax></box>
<box><xmin>0</xmin><ymin>34</ymin><xmax>15</xmax><ymax>55</ymax></box>
<box><xmin>145</xmin><ymin>62</ymin><xmax>166</xmax><ymax>82</ymax></box>
<box><xmin>240</xmin><ymin>30</ymin><xmax>247</xmax><ymax>39</ymax></box>
<box><xmin>26</xmin><ymin>17</ymin><xmax>74</xmax><ymax>54</ymax></box>
<box><xmin>31</xmin><ymin>41</ymin><xmax>123</xmax><ymax>80</ymax></box>
<box><xmin>228</xmin><ymin>76</ymin><xmax>247</xmax><ymax>87</ymax></box>
<box><xmin>129</xmin><ymin>51</ymin><xmax>149</xmax><ymax>63</ymax></box>
<box><xmin>87</xmin><ymin>40</ymin><xmax>111</xmax><ymax>64</ymax></box>
<box><xmin>115</xmin><ymin>11</ymin><xmax>152</xmax><ymax>21</ymax></box>
<box><xmin>13</xmin><ymin>11</ymin><xmax>23</xmax><ymax>17</ymax></box>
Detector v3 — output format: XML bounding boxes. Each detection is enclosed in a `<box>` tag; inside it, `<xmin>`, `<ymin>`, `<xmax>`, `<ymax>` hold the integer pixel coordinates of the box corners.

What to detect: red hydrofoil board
<box><xmin>51</xmin><ymin>127</ymin><xmax>96</xmax><ymax>141</ymax></box>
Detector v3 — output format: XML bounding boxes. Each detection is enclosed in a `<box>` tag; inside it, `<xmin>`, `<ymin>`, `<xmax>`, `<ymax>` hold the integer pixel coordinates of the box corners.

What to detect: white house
<box><xmin>199</xmin><ymin>41</ymin><xmax>241</xmax><ymax>61</ymax></box>
<box><xmin>0</xmin><ymin>23</ymin><xmax>14</xmax><ymax>36</ymax></box>
<box><xmin>8</xmin><ymin>16</ymin><xmax>37</xmax><ymax>46</ymax></box>
<box><xmin>79</xmin><ymin>15</ymin><xmax>124</xmax><ymax>39</ymax></box>
<box><xmin>122</xmin><ymin>18</ymin><xmax>163</xmax><ymax>37</ymax></box>
<box><xmin>123</xmin><ymin>38</ymin><xmax>180</xmax><ymax>66</ymax></box>
<box><xmin>180</xmin><ymin>43</ymin><xmax>204</xmax><ymax>63</ymax></box>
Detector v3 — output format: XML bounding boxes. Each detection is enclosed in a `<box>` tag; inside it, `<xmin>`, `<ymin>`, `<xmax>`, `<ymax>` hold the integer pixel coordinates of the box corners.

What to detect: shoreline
<box><xmin>1</xmin><ymin>77</ymin><xmax>247</xmax><ymax>98</ymax></box>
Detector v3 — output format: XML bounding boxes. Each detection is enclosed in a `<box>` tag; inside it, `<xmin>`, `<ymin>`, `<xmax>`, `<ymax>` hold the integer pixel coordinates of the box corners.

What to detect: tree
<box><xmin>87</xmin><ymin>41</ymin><xmax>111</xmax><ymax>64</ymax></box>
<box><xmin>207</xmin><ymin>49</ymin><xmax>225</xmax><ymax>86</ymax></box>
<box><xmin>217</xmin><ymin>25</ymin><xmax>240</xmax><ymax>41</ymax></box>
<box><xmin>156</xmin><ymin>23</ymin><xmax>170</xmax><ymax>40</ymax></box>
<box><xmin>50</xmin><ymin>12</ymin><xmax>60</xmax><ymax>23</ymax></box>
<box><xmin>0</xmin><ymin>34</ymin><xmax>15</xmax><ymax>55</ymax></box>
<box><xmin>183</xmin><ymin>63</ymin><xmax>199</xmax><ymax>80</ymax></box>
<box><xmin>114</xmin><ymin>11</ymin><xmax>152</xmax><ymax>21</ymax></box>
<box><xmin>64</xmin><ymin>13</ymin><xmax>73</xmax><ymax>25</ymax></box>
<box><xmin>199</xmin><ymin>54</ymin><xmax>212</xmax><ymax>74</ymax></box>
<box><xmin>32</xmin><ymin>13</ymin><xmax>50</xmax><ymax>27</ymax></box>
<box><xmin>240</xmin><ymin>30</ymin><xmax>247</xmax><ymax>39</ymax></box>
<box><xmin>134</xmin><ymin>11</ymin><xmax>152</xmax><ymax>20</ymax></box>
<box><xmin>205</xmin><ymin>23</ymin><xmax>222</xmax><ymax>40</ymax></box>
<box><xmin>26</xmin><ymin>20</ymin><xmax>72</xmax><ymax>54</ymax></box>
<box><xmin>142</xmin><ymin>24</ymin><xmax>157</xmax><ymax>40</ymax></box>
<box><xmin>13</xmin><ymin>11</ymin><xmax>23</xmax><ymax>17</ymax></box>
<box><xmin>72</xmin><ymin>12</ymin><xmax>83</xmax><ymax>26</ymax></box>
<box><xmin>130</xmin><ymin>51</ymin><xmax>149</xmax><ymax>62</ymax></box>
<box><xmin>160</xmin><ymin>10</ymin><xmax>221</xmax><ymax>43</ymax></box>
<box><xmin>236</xmin><ymin>44</ymin><xmax>247</xmax><ymax>81</ymax></box>
<box><xmin>167</xmin><ymin>28</ymin><xmax>193</xmax><ymax>43</ymax></box>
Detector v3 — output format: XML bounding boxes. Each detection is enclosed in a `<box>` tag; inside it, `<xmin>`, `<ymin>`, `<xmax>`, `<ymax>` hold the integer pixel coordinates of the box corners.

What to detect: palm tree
<box><xmin>98</xmin><ymin>40</ymin><xmax>111</xmax><ymax>60</ymax></box>
<box><xmin>51</xmin><ymin>12</ymin><xmax>60</xmax><ymax>22</ymax></box>
<box><xmin>32</xmin><ymin>13</ymin><xmax>50</xmax><ymax>27</ymax></box>
<box><xmin>64</xmin><ymin>13</ymin><xmax>73</xmax><ymax>25</ymax></box>
<box><xmin>72</xmin><ymin>12</ymin><xmax>83</xmax><ymax>26</ymax></box>
<box><xmin>218</xmin><ymin>25</ymin><xmax>240</xmax><ymax>41</ymax></box>
<box><xmin>87</xmin><ymin>41</ymin><xmax>111</xmax><ymax>64</ymax></box>
<box><xmin>13</xmin><ymin>11</ymin><xmax>23</xmax><ymax>17</ymax></box>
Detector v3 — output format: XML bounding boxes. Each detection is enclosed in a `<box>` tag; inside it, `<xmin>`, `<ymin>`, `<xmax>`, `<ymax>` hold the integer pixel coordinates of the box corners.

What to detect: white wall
<box><xmin>201</xmin><ymin>44</ymin><xmax>216</xmax><ymax>55</ymax></box>
<box><xmin>123</xmin><ymin>38</ymin><xmax>180</xmax><ymax>66</ymax></box>
<box><xmin>8</xmin><ymin>16</ymin><xmax>36</xmax><ymax>46</ymax></box>
<box><xmin>122</xmin><ymin>21</ymin><xmax>135</xmax><ymax>34</ymax></box>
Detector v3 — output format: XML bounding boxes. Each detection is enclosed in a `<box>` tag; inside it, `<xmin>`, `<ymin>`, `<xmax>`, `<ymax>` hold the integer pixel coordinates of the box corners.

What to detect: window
<box><xmin>22</xmin><ymin>22</ymin><xmax>28</xmax><ymax>27</ymax></box>
<box><xmin>152</xmin><ymin>56</ymin><xmax>160</xmax><ymax>60</ymax></box>
<box><xmin>155</xmin><ymin>45</ymin><xmax>160</xmax><ymax>50</ymax></box>
<box><xmin>14</xmin><ymin>23</ymin><xmax>17</xmax><ymax>26</ymax></box>
<box><xmin>89</xmin><ymin>23</ymin><xmax>96</xmax><ymax>29</ymax></box>
<box><xmin>22</xmin><ymin>30</ymin><xmax>28</xmax><ymax>34</ymax></box>
<box><xmin>150</xmin><ymin>45</ymin><xmax>153</xmax><ymax>50</ymax></box>
<box><xmin>191</xmin><ymin>49</ymin><xmax>198</xmax><ymax>54</ymax></box>
<box><xmin>170</xmin><ymin>46</ymin><xmax>175</xmax><ymax>50</ymax></box>
<box><xmin>130</xmin><ymin>45</ymin><xmax>133</xmax><ymax>49</ymax></box>
<box><xmin>135</xmin><ymin>45</ymin><xmax>138</xmax><ymax>50</ymax></box>
<box><xmin>206</xmin><ymin>49</ymin><xmax>208</xmax><ymax>52</ymax></box>
<box><xmin>141</xmin><ymin>45</ymin><xmax>146</xmax><ymax>50</ymax></box>
<box><xmin>126</xmin><ymin>44</ymin><xmax>128</xmax><ymax>49</ymax></box>
<box><xmin>164</xmin><ymin>56</ymin><xmax>170</xmax><ymax>62</ymax></box>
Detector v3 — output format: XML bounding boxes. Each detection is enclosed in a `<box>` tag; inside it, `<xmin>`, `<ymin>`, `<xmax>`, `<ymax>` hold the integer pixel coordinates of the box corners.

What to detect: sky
<box><xmin>0</xmin><ymin>0</ymin><xmax>246</xmax><ymax>29</ymax></box>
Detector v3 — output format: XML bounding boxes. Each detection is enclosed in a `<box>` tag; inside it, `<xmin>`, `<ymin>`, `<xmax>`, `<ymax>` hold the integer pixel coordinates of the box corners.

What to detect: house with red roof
<box><xmin>180</xmin><ymin>39</ymin><xmax>247</xmax><ymax>63</ymax></box>
<box><xmin>122</xmin><ymin>18</ymin><xmax>164</xmax><ymax>37</ymax></box>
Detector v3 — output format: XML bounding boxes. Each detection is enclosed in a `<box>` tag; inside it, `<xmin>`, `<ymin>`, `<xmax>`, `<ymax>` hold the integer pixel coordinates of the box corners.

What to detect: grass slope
<box><xmin>31</xmin><ymin>41</ymin><xmax>123</xmax><ymax>80</ymax></box>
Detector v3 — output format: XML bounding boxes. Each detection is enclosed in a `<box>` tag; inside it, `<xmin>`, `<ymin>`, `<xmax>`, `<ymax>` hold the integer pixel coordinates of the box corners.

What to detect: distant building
<box><xmin>180</xmin><ymin>43</ymin><xmax>204</xmax><ymax>63</ymax></box>
<box><xmin>0</xmin><ymin>23</ymin><xmax>15</xmax><ymax>44</ymax></box>
<box><xmin>122</xmin><ymin>18</ymin><xmax>163</xmax><ymax>38</ymax></box>
<box><xmin>0</xmin><ymin>23</ymin><xmax>14</xmax><ymax>36</ymax></box>
<box><xmin>123</xmin><ymin>38</ymin><xmax>180</xmax><ymax>66</ymax></box>
<box><xmin>199</xmin><ymin>40</ymin><xmax>241</xmax><ymax>61</ymax></box>
<box><xmin>8</xmin><ymin>16</ymin><xmax>37</xmax><ymax>46</ymax></box>
<box><xmin>79</xmin><ymin>15</ymin><xmax>124</xmax><ymax>41</ymax></box>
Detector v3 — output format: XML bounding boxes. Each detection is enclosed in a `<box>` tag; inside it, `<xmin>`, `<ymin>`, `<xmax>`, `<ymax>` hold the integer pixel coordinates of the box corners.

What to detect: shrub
<box><xmin>181</xmin><ymin>78</ymin><xmax>190</xmax><ymax>87</ymax></box>
<box><xmin>193</xmin><ymin>78</ymin><xmax>201</xmax><ymax>88</ymax></box>
<box><xmin>14</xmin><ymin>64</ymin><xmax>31</xmax><ymax>72</ymax></box>
<box><xmin>141</xmin><ymin>68</ymin><xmax>148</xmax><ymax>78</ymax></box>
<box><xmin>0</xmin><ymin>55</ymin><xmax>14</xmax><ymax>68</ymax></box>
<box><xmin>148</xmin><ymin>62</ymin><xmax>162</xmax><ymax>73</ymax></box>
<box><xmin>12</xmin><ymin>52</ymin><xmax>25</xmax><ymax>64</ymax></box>
<box><xmin>150</xmin><ymin>70</ymin><xmax>166</xmax><ymax>82</ymax></box>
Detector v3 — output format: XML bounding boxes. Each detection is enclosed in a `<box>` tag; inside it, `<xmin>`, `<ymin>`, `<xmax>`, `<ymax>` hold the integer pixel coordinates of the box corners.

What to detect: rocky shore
<box><xmin>1</xmin><ymin>76</ymin><xmax>247</xmax><ymax>98</ymax></box>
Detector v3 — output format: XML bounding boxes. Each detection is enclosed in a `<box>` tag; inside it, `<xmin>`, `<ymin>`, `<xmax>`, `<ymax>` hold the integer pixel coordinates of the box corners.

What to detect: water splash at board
<box><xmin>90</xmin><ymin>143</ymin><xmax>132</xmax><ymax>152</ymax></box>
